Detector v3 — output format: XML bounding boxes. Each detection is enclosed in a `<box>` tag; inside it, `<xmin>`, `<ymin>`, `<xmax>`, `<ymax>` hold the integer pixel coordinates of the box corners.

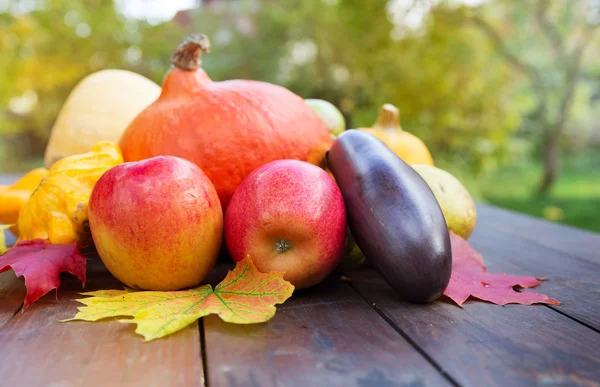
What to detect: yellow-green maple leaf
<box><xmin>63</xmin><ymin>257</ymin><xmax>294</xmax><ymax>341</ymax></box>
<box><xmin>0</xmin><ymin>224</ymin><xmax>13</xmax><ymax>254</ymax></box>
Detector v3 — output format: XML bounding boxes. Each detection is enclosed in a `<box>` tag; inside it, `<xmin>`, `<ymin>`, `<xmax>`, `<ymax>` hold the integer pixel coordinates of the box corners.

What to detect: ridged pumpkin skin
<box><xmin>119</xmin><ymin>35</ymin><xmax>332</xmax><ymax>209</ymax></box>
<box><xmin>18</xmin><ymin>141</ymin><xmax>123</xmax><ymax>245</ymax></box>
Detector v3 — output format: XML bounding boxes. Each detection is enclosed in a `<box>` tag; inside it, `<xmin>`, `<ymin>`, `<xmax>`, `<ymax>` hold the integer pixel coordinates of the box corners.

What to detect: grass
<box><xmin>477</xmin><ymin>154</ymin><xmax>600</xmax><ymax>233</ymax></box>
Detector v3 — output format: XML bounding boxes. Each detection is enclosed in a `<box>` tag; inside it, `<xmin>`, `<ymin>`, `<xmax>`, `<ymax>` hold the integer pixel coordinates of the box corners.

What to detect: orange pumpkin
<box><xmin>119</xmin><ymin>34</ymin><xmax>332</xmax><ymax>209</ymax></box>
<box><xmin>360</xmin><ymin>104</ymin><xmax>434</xmax><ymax>166</ymax></box>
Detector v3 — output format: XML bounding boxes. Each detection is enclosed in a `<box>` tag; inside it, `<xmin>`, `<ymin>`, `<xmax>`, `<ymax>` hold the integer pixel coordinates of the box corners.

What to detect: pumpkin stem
<box><xmin>170</xmin><ymin>34</ymin><xmax>211</xmax><ymax>71</ymax></box>
<box><xmin>372</xmin><ymin>104</ymin><xmax>403</xmax><ymax>132</ymax></box>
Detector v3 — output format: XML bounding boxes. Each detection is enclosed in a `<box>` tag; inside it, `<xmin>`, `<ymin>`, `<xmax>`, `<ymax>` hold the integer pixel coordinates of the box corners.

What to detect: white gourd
<box><xmin>44</xmin><ymin>69</ymin><xmax>161</xmax><ymax>168</ymax></box>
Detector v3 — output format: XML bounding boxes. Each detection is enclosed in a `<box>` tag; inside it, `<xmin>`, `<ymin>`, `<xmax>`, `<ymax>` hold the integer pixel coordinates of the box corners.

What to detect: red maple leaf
<box><xmin>0</xmin><ymin>239</ymin><xmax>87</xmax><ymax>309</ymax></box>
<box><xmin>444</xmin><ymin>233</ymin><xmax>560</xmax><ymax>306</ymax></box>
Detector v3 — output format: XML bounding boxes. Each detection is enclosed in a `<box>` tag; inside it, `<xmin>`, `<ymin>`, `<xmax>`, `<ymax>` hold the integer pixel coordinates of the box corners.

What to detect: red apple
<box><xmin>224</xmin><ymin>159</ymin><xmax>346</xmax><ymax>289</ymax></box>
<box><xmin>88</xmin><ymin>156</ymin><xmax>223</xmax><ymax>290</ymax></box>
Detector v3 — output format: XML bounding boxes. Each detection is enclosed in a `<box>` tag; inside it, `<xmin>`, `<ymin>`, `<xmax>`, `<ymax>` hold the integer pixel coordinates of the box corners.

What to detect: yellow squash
<box><xmin>360</xmin><ymin>104</ymin><xmax>434</xmax><ymax>166</ymax></box>
<box><xmin>0</xmin><ymin>168</ymin><xmax>48</xmax><ymax>235</ymax></box>
<box><xmin>44</xmin><ymin>69</ymin><xmax>160</xmax><ymax>168</ymax></box>
<box><xmin>18</xmin><ymin>141</ymin><xmax>123</xmax><ymax>245</ymax></box>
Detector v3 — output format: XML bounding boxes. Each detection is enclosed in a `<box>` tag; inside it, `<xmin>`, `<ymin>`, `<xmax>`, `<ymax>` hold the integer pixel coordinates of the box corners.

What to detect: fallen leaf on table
<box><xmin>443</xmin><ymin>233</ymin><xmax>560</xmax><ymax>306</ymax></box>
<box><xmin>0</xmin><ymin>239</ymin><xmax>87</xmax><ymax>308</ymax></box>
<box><xmin>0</xmin><ymin>224</ymin><xmax>13</xmax><ymax>254</ymax></box>
<box><xmin>64</xmin><ymin>257</ymin><xmax>294</xmax><ymax>341</ymax></box>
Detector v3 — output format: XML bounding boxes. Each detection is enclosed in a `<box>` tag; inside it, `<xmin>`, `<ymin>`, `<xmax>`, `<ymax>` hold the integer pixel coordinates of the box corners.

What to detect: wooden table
<box><xmin>0</xmin><ymin>175</ymin><xmax>599</xmax><ymax>387</ymax></box>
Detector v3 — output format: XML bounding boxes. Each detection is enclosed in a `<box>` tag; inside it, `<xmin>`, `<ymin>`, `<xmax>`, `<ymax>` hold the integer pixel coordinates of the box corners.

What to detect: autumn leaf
<box><xmin>443</xmin><ymin>233</ymin><xmax>560</xmax><ymax>306</ymax></box>
<box><xmin>0</xmin><ymin>239</ymin><xmax>87</xmax><ymax>308</ymax></box>
<box><xmin>0</xmin><ymin>224</ymin><xmax>12</xmax><ymax>254</ymax></box>
<box><xmin>64</xmin><ymin>257</ymin><xmax>294</xmax><ymax>341</ymax></box>
<box><xmin>205</xmin><ymin>257</ymin><xmax>296</xmax><ymax>323</ymax></box>
<box><xmin>66</xmin><ymin>287</ymin><xmax>214</xmax><ymax>341</ymax></box>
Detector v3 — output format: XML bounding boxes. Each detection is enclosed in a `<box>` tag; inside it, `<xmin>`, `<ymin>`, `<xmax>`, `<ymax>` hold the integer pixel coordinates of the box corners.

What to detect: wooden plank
<box><xmin>477</xmin><ymin>203</ymin><xmax>600</xmax><ymax>264</ymax></box>
<box><xmin>470</xmin><ymin>223</ymin><xmax>600</xmax><ymax>331</ymax></box>
<box><xmin>353</xmin><ymin>277</ymin><xmax>600</xmax><ymax>387</ymax></box>
<box><xmin>0</xmin><ymin>271</ymin><xmax>26</xmax><ymax>328</ymax></box>
<box><xmin>0</xmin><ymin>259</ymin><xmax>204</xmax><ymax>387</ymax></box>
<box><xmin>203</xmin><ymin>276</ymin><xmax>452</xmax><ymax>387</ymax></box>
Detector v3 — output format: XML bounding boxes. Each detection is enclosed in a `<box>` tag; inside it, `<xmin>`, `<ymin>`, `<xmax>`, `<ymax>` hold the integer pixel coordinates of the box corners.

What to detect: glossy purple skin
<box><xmin>327</xmin><ymin>130</ymin><xmax>451</xmax><ymax>303</ymax></box>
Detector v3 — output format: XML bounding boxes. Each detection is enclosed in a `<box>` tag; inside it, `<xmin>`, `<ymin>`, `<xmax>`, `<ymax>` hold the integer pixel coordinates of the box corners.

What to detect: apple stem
<box><xmin>275</xmin><ymin>239</ymin><xmax>292</xmax><ymax>254</ymax></box>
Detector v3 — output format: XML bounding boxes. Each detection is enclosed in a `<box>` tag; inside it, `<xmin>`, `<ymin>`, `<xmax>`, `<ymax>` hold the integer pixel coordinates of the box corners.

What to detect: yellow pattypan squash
<box><xmin>18</xmin><ymin>141</ymin><xmax>123</xmax><ymax>245</ymax></box>
<box><xmin>360</xmin><ymin>104</ymin><xmax>434</xmax><ymax>166</ymax></box>
<box><xmin>0</xmin><ymin>168</ymin><xmax>48</xmax><ymax>235</ymax></box>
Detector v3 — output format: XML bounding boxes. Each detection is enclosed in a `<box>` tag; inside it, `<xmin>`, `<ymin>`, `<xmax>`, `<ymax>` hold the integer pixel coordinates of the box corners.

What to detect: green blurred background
<box><xmin>1</xmin><ymin>0</ymin><xmax>599</xmax><ymax>232</ymax></box>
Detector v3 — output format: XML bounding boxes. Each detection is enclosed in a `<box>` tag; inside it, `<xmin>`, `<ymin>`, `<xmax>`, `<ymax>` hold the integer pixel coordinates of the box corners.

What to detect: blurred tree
<box><xmin>1</xmin><ymin>0</ymin><xmax>566</xmax><ymax>178</ymax></box>
<box><xmin>163</xmin><ymin>0</ymin><xmax>521</xmax><ymax>174</ymax></box>
<box><xmin>385</xmin><ymin>3</ymin><xmax>522</xmax><ymax>173</ymax></box>
<box><xmin>0</xmin><ymin>0</ymin><xmax>176</xmax><ymax>168</ymax></box>
<box><xmin>448</xmin><ymin>0</ymin><xmax>600</xmax><ymax>195</ymax></box>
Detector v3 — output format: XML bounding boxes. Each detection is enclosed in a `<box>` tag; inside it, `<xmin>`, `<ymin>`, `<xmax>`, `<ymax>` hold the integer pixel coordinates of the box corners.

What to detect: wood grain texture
<box><xmin>0</xmin><ymin>271</ymin><xmax>26</xmax><ymax>328</ymax></box>
<box><xmin>477</xmin><ymin>204</ymin><xmax>600</xmax><ymax>264</ymax></box>
<box><xmin>203</xmin><ymin>276</ymin><xmax>451</xmax><ymax>387</ymax></box>
<box><xmin>353</xmin><ymin>277</ymin><xmax>600</xmax><ymax>387</ymax></box>
<box><xmin>470</xmin><ymin>223</ymin><xmax>600</xmax><ymax>331</ymax></box>
<box><xmin>0</xmin><ymin>260</ymin><xmax>204</xmax><ymax>387</ymax></box>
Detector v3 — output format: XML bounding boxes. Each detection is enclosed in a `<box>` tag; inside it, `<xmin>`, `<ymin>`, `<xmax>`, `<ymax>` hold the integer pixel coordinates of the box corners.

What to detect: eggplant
<box><xmin>327</xmin><ymin>130</ymin><xmax>451</xmax><ymax>303</ymax></box>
